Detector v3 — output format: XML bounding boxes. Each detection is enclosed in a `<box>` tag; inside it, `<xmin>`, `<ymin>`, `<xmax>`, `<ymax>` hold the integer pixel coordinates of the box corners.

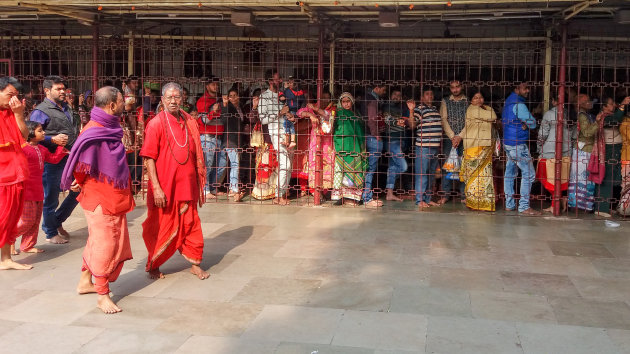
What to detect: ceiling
<box><xmin>0</xmin><ymin>0</ymin><xmax>627</xmax><ymax>30</ymax></box>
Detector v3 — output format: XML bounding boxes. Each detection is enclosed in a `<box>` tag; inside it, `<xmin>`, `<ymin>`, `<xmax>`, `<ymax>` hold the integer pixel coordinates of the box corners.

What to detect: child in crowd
<box><xmin>11</xmin><ymin>121</ymin><xmax>68</xmax><ymax>254</ymax></box>
<box><xmin>282</xmin><ymin>76</ymin><xmax>304</xmax><ymax>149</ymax></box>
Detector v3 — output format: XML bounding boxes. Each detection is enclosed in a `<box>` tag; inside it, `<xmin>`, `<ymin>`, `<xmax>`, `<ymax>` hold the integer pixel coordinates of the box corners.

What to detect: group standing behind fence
<box><xmin>2</xmin><ymin>73</ymin><xmax>630</xmax><ymax>312</ymax></box>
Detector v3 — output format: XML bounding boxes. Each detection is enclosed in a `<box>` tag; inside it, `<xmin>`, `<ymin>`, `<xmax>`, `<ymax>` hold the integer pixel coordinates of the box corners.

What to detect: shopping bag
<box><xmin>443</xmin><ymin>147</ymin><xmax>461</xmax><ymax>173</ymax></box>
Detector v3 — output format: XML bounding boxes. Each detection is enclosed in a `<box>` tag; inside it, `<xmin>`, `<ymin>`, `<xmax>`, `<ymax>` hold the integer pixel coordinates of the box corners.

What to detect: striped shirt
<box><xmin>414</xmin><ymin>104</ymin><xmax>443</xmax><ymax>148</ymax></box>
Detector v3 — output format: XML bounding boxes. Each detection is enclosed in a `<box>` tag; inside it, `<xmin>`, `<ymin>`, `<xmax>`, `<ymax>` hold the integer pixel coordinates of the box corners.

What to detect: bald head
<box><xmin>95</xmin><ymin>86</ymin><xmax>124</xmax><ymax>116</ymax></box>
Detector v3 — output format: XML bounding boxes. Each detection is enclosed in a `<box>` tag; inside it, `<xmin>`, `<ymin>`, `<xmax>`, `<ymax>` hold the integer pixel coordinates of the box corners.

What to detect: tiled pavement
<box><xmin>2</xmin><ymin>198</ymin><xmax>630</xmax><ymax>354</ymax></box>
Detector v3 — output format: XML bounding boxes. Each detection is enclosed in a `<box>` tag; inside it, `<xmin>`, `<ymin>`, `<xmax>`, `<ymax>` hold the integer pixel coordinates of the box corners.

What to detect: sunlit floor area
<box><xmin>1</xmin><ymin>199</ymin><xmax>629</xmax><ymax>354</ymax></box>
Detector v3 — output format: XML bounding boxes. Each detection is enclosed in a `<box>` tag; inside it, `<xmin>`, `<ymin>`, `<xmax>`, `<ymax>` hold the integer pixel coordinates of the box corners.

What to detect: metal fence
<box><xmin>2</xmin><ymin>25</ymin><xmax>629</xmax><ymax>218</ymax></box>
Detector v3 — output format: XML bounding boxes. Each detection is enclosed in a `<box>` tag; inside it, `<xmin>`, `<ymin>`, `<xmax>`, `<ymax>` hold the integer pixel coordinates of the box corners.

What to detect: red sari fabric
<box><xmin>142</xmin><ymin>201</ymin><xmax>204</xmax><ymax>271</ymax></box>
<box><xmin>15</xmin><ymin>200</ymin><xmax>43</xmax><ymax>251</ymax></box>
<box><xmin>0</xmin><ymin>183</ymin><xmax>24</xmax><ymax>248</ymax></box>
<box><xmin>0</xmin><ymin>109</ymin><xmax>28</xmax><ymax>186</ymax></box>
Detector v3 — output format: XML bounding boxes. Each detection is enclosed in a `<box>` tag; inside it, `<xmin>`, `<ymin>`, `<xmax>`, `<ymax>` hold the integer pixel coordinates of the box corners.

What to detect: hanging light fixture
<box><xmin>379</xmin><ymin>11</ymin><xmax>399</xmax><ymax>27</ymax></box>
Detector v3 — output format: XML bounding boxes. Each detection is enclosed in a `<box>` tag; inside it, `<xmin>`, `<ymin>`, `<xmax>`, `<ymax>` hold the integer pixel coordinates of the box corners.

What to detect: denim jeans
<box><xmin>217</xmin><ymin>148</ymin><xmax>240</xmax><ymax>193</ymax></box>
<box><xmin>42</xmin><ymin>155</ymin><xmax>79</xmax><ymax>238</ymax></box>
<box><xmin>414</xmin><ymin>146</ymin><xmax>439</xmax><ymax>205</ymax></box>
<box><xmin>200</xmin><ymin>134</ymin><xmax>226</xmax><ymax>193</ymax></box>
<box><xmin>363</xmin><ymin>135</ymin><xmax>384</xmax><ymax>202</ymax></box>
<box><xmin>504</xmin><ymin>144</ymin><xmax>536</xmax><ymax>212</ymax></box>
<box><xmin>386</xmin><ymin>136</ymin><xmax>408</xmax><ymax>189</ymax></box>
<box><xmin>441</xmin><ymin>136</ymin><xmax>465</xmax><ymax>199</ymax></box>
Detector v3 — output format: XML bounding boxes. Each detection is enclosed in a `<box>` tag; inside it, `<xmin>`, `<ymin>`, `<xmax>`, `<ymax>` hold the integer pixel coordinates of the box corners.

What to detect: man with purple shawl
<box><xmin>61</xmin><ymin>86</ymin><xmax>134</xmax><ymax>314</ymax></box>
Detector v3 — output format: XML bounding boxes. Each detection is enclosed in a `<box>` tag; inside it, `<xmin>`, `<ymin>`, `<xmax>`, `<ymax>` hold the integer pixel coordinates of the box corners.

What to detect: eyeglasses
<box><xmin>163</xmin><ymin>96</ymin><xmax>182</xmax><ymax>102</ymax></box>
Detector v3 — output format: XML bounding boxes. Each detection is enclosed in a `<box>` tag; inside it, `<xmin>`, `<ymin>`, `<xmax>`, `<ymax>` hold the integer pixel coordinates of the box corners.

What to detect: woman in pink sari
<box><xmin>298</xmin><ymin>91</ymin><xmax>336</xmax><ymax>195</ymax></box>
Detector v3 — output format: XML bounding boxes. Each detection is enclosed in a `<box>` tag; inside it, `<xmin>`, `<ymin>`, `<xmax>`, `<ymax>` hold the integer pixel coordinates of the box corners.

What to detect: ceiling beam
<box><xmin>17</xmin><ymin>1</ymin><xmax>95</xmax><ymax>23</ymax></box>
<box><xmin>560</xmin><ymin>0</ymin><xmax>602</xmax><ymax>20</ymax></box>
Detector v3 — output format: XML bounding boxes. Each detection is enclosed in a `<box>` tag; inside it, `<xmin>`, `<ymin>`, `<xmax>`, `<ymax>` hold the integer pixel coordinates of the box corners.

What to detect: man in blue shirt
<box><xmin>30</xmin><ymin>75</ymin><xmax>79</xmax><ymax>243</ymax></box>
<box><xmin>501</xmin><ymin>83</ymin><xmax>540</xmax><ymax>215</ymax></box>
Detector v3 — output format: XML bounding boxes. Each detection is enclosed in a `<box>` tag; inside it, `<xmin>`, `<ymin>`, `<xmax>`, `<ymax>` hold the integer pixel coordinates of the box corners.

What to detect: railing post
<box><xmin>553</xmin><ymin>24</ymin><xmax>568</xmax><ymax>217</ymax></box>
<box><xmin>314</xmin><ymin>26</ymin><xmax>324</xmax><ymax>206</ymax></box>
<box><xmin>91</xmin><ymin>23</ymin><xmax>99</xmax><ymax>95</ymax></box>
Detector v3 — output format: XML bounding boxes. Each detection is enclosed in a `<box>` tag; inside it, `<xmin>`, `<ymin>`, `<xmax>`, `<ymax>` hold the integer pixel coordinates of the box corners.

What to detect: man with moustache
<box><xmin>140</xmin><ymin>82</ymin><xmax>209</xmax><ymax>280</ymax></box>
<box><xmin>30</xmin><ymin>75</ymin><xmax>78</xmax><ymax>244</ymax></box>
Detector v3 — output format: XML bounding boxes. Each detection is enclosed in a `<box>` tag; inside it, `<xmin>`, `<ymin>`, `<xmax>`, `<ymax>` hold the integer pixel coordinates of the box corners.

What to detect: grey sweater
<box><xmin>537</xmin><ymin>106</ymin><xmax>572</xmax><ymax>158</ymax></box>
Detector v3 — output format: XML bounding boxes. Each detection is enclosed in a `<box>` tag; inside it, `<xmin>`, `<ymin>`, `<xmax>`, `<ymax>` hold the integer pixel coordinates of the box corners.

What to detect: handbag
<box><xmin>250</xmin><ymin>122</ymin><xmax>264</xmax><ymax>147</ymax></box>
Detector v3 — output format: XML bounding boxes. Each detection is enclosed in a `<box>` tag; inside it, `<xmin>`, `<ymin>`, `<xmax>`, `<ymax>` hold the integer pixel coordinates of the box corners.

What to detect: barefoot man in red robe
<box><xmin>61</xmin><ymin>86</ymin><xmax>134</xmax><ymax>313</ymax></box>
<box><xmin>0</xmin><ymin>77</ymin><xmax>31</xmax><ymax>271</ymax></box>
<box><xmin>140</xmin><ymin>82</ymin><xmax>209</xmax><ymax>280</ymax></box>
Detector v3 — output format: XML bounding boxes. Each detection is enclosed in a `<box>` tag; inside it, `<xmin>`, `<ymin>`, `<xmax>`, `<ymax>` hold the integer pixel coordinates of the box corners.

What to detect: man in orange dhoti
<box><xmin>140</xmin><ymin>82</ymin><xmax>208</xmax><ymax>280</ymax></box>
<box><xmin>61</xmin><ymin>87</ymin><xmax>134</xmax><ymax>313</ymax></box>
<box><xmin>0</xmin><ymin>77</ymin><xmax>31</xmax><ymax>271</ymax></box>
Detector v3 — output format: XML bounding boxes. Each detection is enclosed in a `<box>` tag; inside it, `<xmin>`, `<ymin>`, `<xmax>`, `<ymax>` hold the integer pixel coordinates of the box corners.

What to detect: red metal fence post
<box><xmin>553</xmin><ymin>24</ymin><xmax>568</xmax><ymax>216</ymax></box>
<box><xmin>314</xmin><ymin>26</ymin><xmax>324</xmax><ymax>206</ymax></box>
<box><xmin>92</xmin><ymin>24</ymin><xmax>99</xmax><ymax>95</ymax></box>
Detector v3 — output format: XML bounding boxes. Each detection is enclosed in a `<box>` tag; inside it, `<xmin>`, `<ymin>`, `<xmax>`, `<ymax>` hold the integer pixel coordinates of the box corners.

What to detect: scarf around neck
<box><xmin>60</xmin><ymin>106</ymin><xmax>129</xmax><ymax>190</ymax></box>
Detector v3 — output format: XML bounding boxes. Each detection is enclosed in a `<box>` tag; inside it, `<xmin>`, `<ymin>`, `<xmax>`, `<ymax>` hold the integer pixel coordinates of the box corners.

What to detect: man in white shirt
<box><xmin>258</xmin><ymin>71</ymin><xmax>293</xmax><ymax>205</ymax></box>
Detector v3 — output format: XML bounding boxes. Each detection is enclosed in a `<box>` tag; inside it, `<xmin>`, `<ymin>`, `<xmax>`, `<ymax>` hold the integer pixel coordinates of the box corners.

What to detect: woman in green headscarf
<box><xmin>331</xmin><ymin>92</ymin><xmax>379</xmax><ymax>206</ymax></box>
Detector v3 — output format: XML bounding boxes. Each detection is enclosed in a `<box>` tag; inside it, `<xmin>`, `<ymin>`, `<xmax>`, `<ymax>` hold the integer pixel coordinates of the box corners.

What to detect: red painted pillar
<box><xmin>92</xmin><ymin>24</ymin><xmax>99</xmax><ymax>96</ymax></box>
<box><xmin>314</xmin><ymin>27</ymin><xmax>325</xmax><ymax>205</ymax></box>
<box><xmin>553</xmin><ymin>24</ymin><xmax>568</xmax><ymax>217</ymax></box>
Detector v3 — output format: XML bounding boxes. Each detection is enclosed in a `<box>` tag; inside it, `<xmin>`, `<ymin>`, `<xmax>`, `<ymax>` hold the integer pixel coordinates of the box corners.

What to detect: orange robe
<box><xmin>140</xmin><ymin>110</ymin><xmax>206</xmax><ymax>271</ymax></box>
<box><xmin>75</xmin><ymin>120</ymin><xmax>134</xmax><ymax>295</ymax></box>
<box><xmin>0</xmin><ymin>109</ymin><xmax>28</xmax><ymax>248</ymax></box>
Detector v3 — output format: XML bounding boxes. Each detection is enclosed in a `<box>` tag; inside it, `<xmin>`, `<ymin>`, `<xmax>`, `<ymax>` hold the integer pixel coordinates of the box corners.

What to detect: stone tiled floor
<box><xmin>2</xmin><ymin>198</ymin><xmax>630</xmax><ymax>353</ymax></box>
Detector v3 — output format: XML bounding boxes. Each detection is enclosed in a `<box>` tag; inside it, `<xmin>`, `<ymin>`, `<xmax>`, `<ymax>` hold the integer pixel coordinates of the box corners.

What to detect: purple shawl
<box><xmin>60</xmin><ymin>107</ymin><xmax>129</xmax><ymax>190</ymax></box>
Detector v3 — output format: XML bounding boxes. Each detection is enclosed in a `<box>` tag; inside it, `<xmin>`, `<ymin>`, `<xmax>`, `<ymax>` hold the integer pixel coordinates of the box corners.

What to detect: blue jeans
<box><xmin>504</xmin><ymin>144</ymin><xmax>535</xmax><ymax>212</ymax></box>
<box><xmin>441</xmin><ymin>136</ymin><xmax>465</xmax><ymax>199</ymax></box>
<box><xmin>363</xmin><ymin>135</ymin><xmax>384</xmax><ymax>202</ymax></box>
<box><xmin>201</xmin><ymin>134</ymin><xmax>226</xmax><ymax>193</ymax></box>
<box><xmin>414</xmin><ymin>146</ymin><xmax>439</xmax><ymax>205</ymax></box>
<box><xmin>283</xmin><ymin>119</ymin><xmax>296</xmax><ymax>136</ymax></box>
<box><xmin>42</xmin><ymin>155</ymin><xmax>79</xmax><ymax>238</ymax></box>
<box><xmin>386</xmin><ymin>136</ymin><xmax>408</xmax><ymax>189</ymax></box>
<box><xmin>217</xmin><ymin>148</ymin><xmax>240</xmax><ymax>193</ymax></box>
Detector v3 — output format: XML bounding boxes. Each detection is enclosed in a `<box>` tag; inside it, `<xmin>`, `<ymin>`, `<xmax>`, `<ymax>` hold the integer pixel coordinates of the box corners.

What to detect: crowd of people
<box><xmin>1</xmin><ymin>72</ymin><xmax>630</xmax><ymax>311</ymax></box>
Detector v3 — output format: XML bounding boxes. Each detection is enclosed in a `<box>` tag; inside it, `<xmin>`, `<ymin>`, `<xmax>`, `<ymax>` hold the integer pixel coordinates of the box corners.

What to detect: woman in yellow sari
<box><xmin>460</xmin><ymin>90</ymin><xmax>497</xmax><ymax>211</ymax></box>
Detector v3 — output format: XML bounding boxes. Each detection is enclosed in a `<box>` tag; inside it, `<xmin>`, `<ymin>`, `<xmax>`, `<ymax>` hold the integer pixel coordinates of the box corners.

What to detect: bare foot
<box><xmin>10</xmin><ymin>244</ymin><xmax>18</xmax><ymax>255</ymax></box>
<box><xmin>418</xmin><ymin>202</ymin><xmax>431</xmax><ymax>211</ymax></box>
<box><xmin>543</xmin><ymin>206</ymin><xmax>554</xmax><ymax>213</ymax></box>
<box><xmin>437</xmin><ymin>197</ymin><xmax>448</xmax><ymax>205</ymax></box>
<box><xmin>429</xmin><ymin>201</ymin><xmax>440</xmax><ymax>207</ymax></box>
<box><xmin>205</xmin><ymin>192</ymin><xmax>217</xmax><ymax>200</ymax></box>
<box><xmin>386</xmin><ymin>190</ymin><xmax>403</xmax><ymax>202</ymax></box>
<box><xmin>288</xmin><ymin>141</ymin><xmax>297</xmax><ymax>149</ymax></box>
<box><xmin>520</xmin><ymin>208</ymin><xmax>541</xmax><ymax>216</ymax></box>
<box><xmin>342</xmin><ymin>199</ymin><xmax>358</xmax><ymax>206</ymax></box>
<box><xmin>46</xmin><ymin>235</ymin><xmax>68</xmax><ymax>244</ymax></box>
<box><xmin>365</xmin><ymin>199</ymin><xmax>383</xmax><ymax>208</ymax></box>
<box><xmin>97</xmin><ymin>294</ymin><xmax>122</xmax><ymax>314</ymax></box>
<box><xmin>0</xmin><ymin>259</ymin><xmax>33</xmax><ymax>270</ymax></box>
<box><xmin>57</xmin><ymin>226</ymin><xmax>70</xmax><ymax>238</ymax></box>
<box><xmin>22</xmin><ymin>248</ymin><xmax>44</xmax><ymax>253</ymax></box>
<box><xmin>233</xmin><ymin>191</ymin><xmax>245</xmax><ymax>202</ymax></box>
<box><xmin>273</xmin><ymin>197</ymin><xmax>290</xmax><ymax>205</ymax></box>
<box><xmin>148</xmin><ymin>268</ymin><xmax>165</xmax><ymax>279</ymax></box>
<box><xmin>77</xmin><ymin>270</ymin><xmax>97</xmax><ymax>294</ymax></box>
<box><xmin>190</xmin><ymin>264</ymin><xmax>210</xmax><ymax>280</ymax></box>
